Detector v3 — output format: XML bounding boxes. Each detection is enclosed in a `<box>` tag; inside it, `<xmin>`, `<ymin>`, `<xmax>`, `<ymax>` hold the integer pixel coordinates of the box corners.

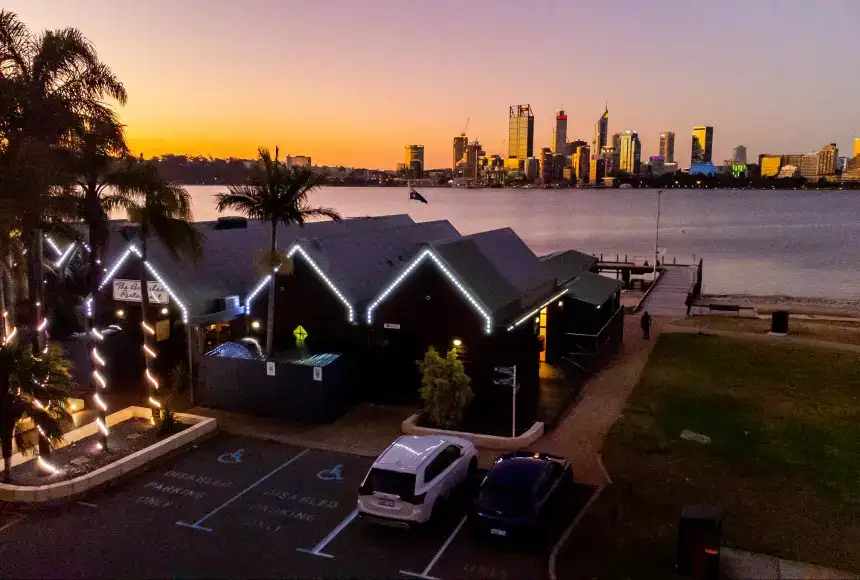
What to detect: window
<box><xmin>367</xmin><ymin>468</ymin><xmax>416</xmax><ymax>499</ymax></box>
<box><xmin>423</xmin><ymin>445</ymin><xmax>461</xmax><ymax>484</ymax></box>
<box><xmin>535</xmin><ymin>463</ymin><xmax>563</xmax><ymax>501</ymax></box>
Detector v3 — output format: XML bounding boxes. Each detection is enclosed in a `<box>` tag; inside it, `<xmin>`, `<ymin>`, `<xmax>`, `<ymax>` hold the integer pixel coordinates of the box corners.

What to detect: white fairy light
<box><xmin>91</xmin><ymin>347</ymin><xmax>106</xmax><ymax>366</ymax></box>
<box><xmin>93</xmin><ymin>393</ymin><xmax>108</xmax><ymax>411</ymax></box>
<box><xmin>38</xmin><ymin>456</ymin><xmax>58</xmax><ymax>473</ymax></box>
<box><xmin>148</xmin><ymin>397</ymin><xmax>162</xmax><ymax>408</ymax></box>
<box><xmin>37</xmin><ymin>318</ymin><xmax>48</xmax><ymax>332</ymax></box>
<box><xmin>141</xmin><ymin>321</ymin><xmax>155</xmax><ymax>335</ymax></box>
<box><xmin>4</xmin><ymin>327</ymin><xmax>17</xmax><ymax>344</ymax></box>
<box><xmin>96</xmin><ymin>417</ymin><xmax>109</xmax><ymax>436</ymax></box>
<box><xmin>366</xmin><ymin>248</ymin><xmax>493</xmax><ymax>334</ymax></box>
<box><xmin>33</xmin><ymin>398</ymin><xmax>45</xmax><ymax>410</ymax></box>
<box><xmin>91</xmin><ymin>327</ymin><xmax>104</xmax><ymax>341</ymax></box>
<box><xmin>93</xmin><ymin>370</ymin><xmax>107</xmax><ymax>389</ymax></box>
<box><xmin>55</xmin><ymin>242</ymin><xmax>76</xmax><ymax>267</ymax></box>
<box><xmin>143</xmin><ymin>344</ymin><xmax>157</xmax><ymax>358</ymax></box>
<box><xmin>98</xmin><ymin>246</ymin><xmax>134</xmax><ymax>290</ymax></box>
<box><xmin>507</xmin><ymin>289</ymin><xmax>570</xmax><ymax>331</ymax></box>
<box><xmin>44</xmin><ymin>236</ymin><xmax>63</xmax><ymax>257</ymax></box>
<box><xmin>244</xmin><ymin>274</ymin><xmax>272</xmax><ymax>314</ymax></box>
<box><xmin>85</xmin><ymin>296</ymin><xmax>93</xmax><ymax>318</ymax></box>
<box><xmin>145</xmin><ymin>368</ymin><xmax>159</xmax><ymax>389</ymax></box>
<box><xmin>287</xmin><ymin>245</ymin><xmax>356</xmax><ymax>322</ymax></box>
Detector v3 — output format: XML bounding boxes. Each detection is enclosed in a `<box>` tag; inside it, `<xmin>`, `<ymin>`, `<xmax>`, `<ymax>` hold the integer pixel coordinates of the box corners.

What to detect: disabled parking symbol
<box><xmin>218</xmin><ymin>449</ymin><xmax>244</xmax><ymax>464</ymax></box>
<box><xmin>316</xmin><ymin>464</ymin><xmax>343</xmax><ymax>482</ymax></box>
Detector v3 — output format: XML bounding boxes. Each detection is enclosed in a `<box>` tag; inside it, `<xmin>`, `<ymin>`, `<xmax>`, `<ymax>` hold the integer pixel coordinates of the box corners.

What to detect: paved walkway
<box><xmin>638</xmin><ymin>264</ymin><xmax>696</xmax><ymax>316</ymax></box>
<box><xmin>722</xmin><ymin>548</ymin><xmax>856</xmax><ymax>579</ymax></box>
<box><xmin>533</xmin><ymin>314</ymin><xmax>666</xmax><ymax>485</ymax></box>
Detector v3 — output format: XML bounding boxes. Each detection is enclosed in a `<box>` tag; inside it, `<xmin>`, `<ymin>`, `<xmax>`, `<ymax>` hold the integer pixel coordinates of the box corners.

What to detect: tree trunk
<box><xmin>22</xmin><ymin>228</ymin><xmax>40</xmax><ymax>356</ymax></box>
<box><xmin>89</xmin><ymin>223</ymin><xmax>107</xmax><ymax>451</ymax></box>
<box><xmin>2</xmin><ymin>432</ymin><xmax>12</xmax><ymax>484</ymax></box>
<box><xmin>140</xmin><ymin>241</ymin><xmax>156</xmax><ymax>417</ymax></box>
<box><xmin>265</xmin><ymin>221</ymin><xmax>277</xmax><ymax>356</ymax></box>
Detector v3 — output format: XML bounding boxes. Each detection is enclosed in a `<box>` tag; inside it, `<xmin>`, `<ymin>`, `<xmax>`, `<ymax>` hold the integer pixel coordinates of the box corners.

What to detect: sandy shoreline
<box><xmin>702</xmin><ymin>294</ymin><xmax>860</xmax><ymax>318</ymax></box>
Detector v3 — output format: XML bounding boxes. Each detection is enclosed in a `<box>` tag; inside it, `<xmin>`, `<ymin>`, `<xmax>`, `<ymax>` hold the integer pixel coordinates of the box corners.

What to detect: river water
<box><xmin>185</xmin><ymin>186</ymin><xmax>860</xmax><ymax>300</ymax></box>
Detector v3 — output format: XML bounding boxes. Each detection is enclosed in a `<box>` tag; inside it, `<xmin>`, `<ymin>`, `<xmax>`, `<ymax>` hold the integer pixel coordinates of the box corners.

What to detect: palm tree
<box><xmin>119</xmin><ymin>161</ymin><xmax>202</xmax><ymax>417</ymax></box>
<box><xmin>0</xmin><ymin>10</ymin><xmax>126</xmax><ymax>354</ymax></box>
<box><xmin>0</xmin><ymin>338</ymin><xmax>75</xmax><ymax>483</ymax></box>
<box><xmin>215</xmin><ymin>147</ymin><xmax>340</xmax><ymax>355</ymax></box>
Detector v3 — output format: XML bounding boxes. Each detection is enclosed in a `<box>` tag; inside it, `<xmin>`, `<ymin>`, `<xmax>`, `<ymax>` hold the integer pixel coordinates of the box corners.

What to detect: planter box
<box><xmin>0</xmin><ymin>407</ymin><xmax>217</xmax><ymax>503</ymax></box>
<box><xmin>402</xmin><ymin>413</ymin><xmax>544</xmax><ymax>451</ymax></box>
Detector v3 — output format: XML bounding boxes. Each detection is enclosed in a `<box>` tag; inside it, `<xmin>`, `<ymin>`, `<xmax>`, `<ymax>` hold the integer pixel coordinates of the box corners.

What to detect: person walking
<box><xmin>640</xmin><ymin>311</ymin><xmax>652</xmax><ymax>340</ymax></box>
<box><xmin>685</xmin><ymin>292</ymin><xmax>694</xmax><ymax>316</ymax></box>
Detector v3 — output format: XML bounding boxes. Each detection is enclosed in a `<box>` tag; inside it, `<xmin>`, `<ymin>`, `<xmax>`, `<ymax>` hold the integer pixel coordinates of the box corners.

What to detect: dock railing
<box><xmin>562</xmin><ymin>306</ymin><xmax>625</xmax><ymax>373</ymax></box>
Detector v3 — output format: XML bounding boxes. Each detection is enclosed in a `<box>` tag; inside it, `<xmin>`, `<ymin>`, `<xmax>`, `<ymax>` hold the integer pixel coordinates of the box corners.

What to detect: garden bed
<box><xmin>9</xmin><ymin>418</ymin><xmax>186</xmax><ymax>486</ymax></box>
<box><xmin>0</xmin><ymin>407</ymin><xmax>217</xmax><ymax>503</ymax></box>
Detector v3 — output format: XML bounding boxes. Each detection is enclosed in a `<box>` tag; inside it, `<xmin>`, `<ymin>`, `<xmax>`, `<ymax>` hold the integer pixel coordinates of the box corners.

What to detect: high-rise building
<box><xmin>659</xmin><ymin>132</ymin><xmax>675</xmax><ymax>164</ymax></box>
<box><xmin>508</xmin><ymin>105</ymin><xmax>535</xmax><ymax>162</ymax></box>
<box><xmin>463</xmin><ymin>140</ymin><xmax>484</xmax><ymax>182</ymax></box>
<box><xmin>691</xmin><ymin>126</ymin><xmax>714</xmax><ymax>164</ymax></box>
<box><xmin>759</xmin><ymin>155</ymin><xmax>782</xmax><ymax>177</ymax></box>
<box><xmin>731</xmin><ymin>145</ymin><xmax>747</xmax><ymax>165</ymax></box>
<box><xmin>818</xmin><ymin>143</ymin><xmax>838</xmax><ymax>176</ymax></box>
<box><xmin>592</xmin><ymin>105</ymin><xmax>608</xmax><ymax>160</ymax></box>
<box><xmin>573</xmin><ymin>145</ymin><xmax>590</xmax><ymax>183</ymax></box>
<box><xmin>783</xmin><ymin>154</ymin><xmax>804</xmax><ymax>168</ymax></box>
<box><xmin>854</xmin><ymin>138</ymin><xmax>860</xmax><ymax>158</ymax></box>
<box><xmin>540</xmin><ymin>147</ymin><xmax>553</xmax><ymax>184</ymax></box>
<box><xmin>553</xmin><ymin>110</ymin><xmax>567</xmax><ymax>154</ymax></box>
<box><xmin>453</xmin><ymin>134</ymin><xmax>468</xmax><ymax>169</ymax></box>
<box><xmin>800</xmin><ymin>153</ymin><xmax>820</xmax><ymax>180</ymax></box>
<box><xmin>286</xmin><ymin>155</ymin><xmax>312</xmax><ymax>167</ymax></box>
<box><xmin>404</xmin><ymin>144</ymin><xmax>424</xmax><ymax>178</ymax></box>
<box><xmin>619</xmin><ymin>131</ymin><xmax>642</xmax><ymax>175</ymax></box>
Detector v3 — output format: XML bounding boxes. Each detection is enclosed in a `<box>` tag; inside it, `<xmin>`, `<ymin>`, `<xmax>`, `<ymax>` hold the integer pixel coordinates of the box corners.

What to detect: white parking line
<box><xmin>296</xmin><ymin>508</ymin><xmax>357</xmax><ymax>559</ymax></box>
<box><xmin>77</xmin><ymin>501</ymin><xmax>99</xmax><ymax>508</ymax></box>
<box><xmin>548</xmin><ymin>484</ymin><xmax>605</xmax><ymax>580</ymax></box>
<box><xmin>400</xmin><ymin>515</ymin><xmax>467</xmax><ymax>580</ymax></box>
<box><xmin>0</xmin><ymin>513</ymin><xmax>26</xmax><ymax>533</ymax></box>
<box><xmin>176</xmin><ymin>448</ymin><xmax>309</xmax><ymax>533</ymax></box>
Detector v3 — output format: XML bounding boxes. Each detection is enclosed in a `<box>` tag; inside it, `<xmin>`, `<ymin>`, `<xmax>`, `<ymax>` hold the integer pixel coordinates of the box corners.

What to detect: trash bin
<box><xmin>677</xmin><ymin>504</ymin><xmax>723</xmax><ymax>580</ymax></box>
<box><xmin>771</xmin><ymin>310</ymin><xmax>789</xmax><ymax>334</ymax></box>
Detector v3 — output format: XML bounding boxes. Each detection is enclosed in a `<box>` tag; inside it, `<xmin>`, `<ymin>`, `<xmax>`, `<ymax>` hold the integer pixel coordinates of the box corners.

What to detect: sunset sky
<box><xmin>7</xmin><ymin>0</ymin><xmax>860</xmax><ymax>169</ymax></box>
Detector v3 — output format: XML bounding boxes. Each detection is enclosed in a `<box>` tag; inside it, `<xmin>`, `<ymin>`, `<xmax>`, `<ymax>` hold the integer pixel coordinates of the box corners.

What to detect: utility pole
<box><xmin>654</xmin><ymin>190</ymin><xmax>663</xmax><ymax>282</ymax></box>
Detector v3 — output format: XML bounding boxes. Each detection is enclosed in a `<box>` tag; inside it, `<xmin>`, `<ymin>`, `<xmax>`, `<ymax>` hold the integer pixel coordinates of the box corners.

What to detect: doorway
<box><xmin>538</xmin><ymin>307</ymin><xmax>548</xmax><ymax>362</ymax></box>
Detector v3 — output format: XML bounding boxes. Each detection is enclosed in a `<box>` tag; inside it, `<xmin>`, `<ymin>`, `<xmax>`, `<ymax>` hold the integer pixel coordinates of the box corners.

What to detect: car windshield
<box><xmin>368</xmin><ymin>468</ymin><xmax>416</xmax><ymax>498</ymax></box>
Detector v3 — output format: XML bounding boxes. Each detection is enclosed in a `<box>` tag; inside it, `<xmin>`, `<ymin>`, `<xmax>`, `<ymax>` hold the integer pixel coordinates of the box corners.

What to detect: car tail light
<box><xmin>404</xmin><ymin>492</ymin><xmax>426</xmax><ymax>505</ymax></box>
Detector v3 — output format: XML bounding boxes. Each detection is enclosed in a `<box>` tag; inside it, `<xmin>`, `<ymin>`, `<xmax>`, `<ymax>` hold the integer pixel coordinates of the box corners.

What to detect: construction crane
<box><xmin>462</xmin><ymin>117</ymin><xmax>470</xmax><ymax>136</ymax></box>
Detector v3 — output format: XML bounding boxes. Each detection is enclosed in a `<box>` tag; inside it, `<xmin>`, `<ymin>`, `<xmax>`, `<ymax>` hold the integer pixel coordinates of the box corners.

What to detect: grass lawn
<box><xmin>558</xmin><ymin>333</ymin><xmax>860</xmax><ymax>578</ymax></box>
<box><xmin>673</xmin><ymin>314</ymin><xmax>860</xmax><ymax>345</ymax></box>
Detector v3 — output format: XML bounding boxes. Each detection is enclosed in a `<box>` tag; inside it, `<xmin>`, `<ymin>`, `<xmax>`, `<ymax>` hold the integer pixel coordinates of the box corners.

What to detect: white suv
<box><xmin>358</xmin><ymin>435</ymin><xmax>477</xmax><ymax>526</ymax></box>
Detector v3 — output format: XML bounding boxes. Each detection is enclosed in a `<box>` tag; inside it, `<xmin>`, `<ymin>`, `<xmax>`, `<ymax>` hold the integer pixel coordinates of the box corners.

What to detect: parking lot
<box><xmin>0</xmin><ymin>434</ymin><xmax>595</xmax><ymax>579</ymax></box>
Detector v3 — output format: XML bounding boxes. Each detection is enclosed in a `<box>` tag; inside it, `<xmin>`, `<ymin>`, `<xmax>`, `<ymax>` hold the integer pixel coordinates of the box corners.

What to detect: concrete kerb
<box><xmin>0</xmin><ymin>406</ymin><xmax>217</xmax><ymax>503</ymax></box>
<box><xmin>401</xmin><ymin>413</ymin><xmax>544</xmax><ymax>450</ymax></box>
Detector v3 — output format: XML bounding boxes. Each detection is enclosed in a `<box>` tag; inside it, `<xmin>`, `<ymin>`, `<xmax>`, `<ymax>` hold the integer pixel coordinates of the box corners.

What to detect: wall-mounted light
<box><xmin>452</xmin><ymin>338</ymin><xmax>462</xmax><ymax>347</ymax></box>
<box><xmin>160</xmin><ymin>307</ymin><xmax>169</xmax><ymax>316</ymax></box>
<box><xmin>251</xmin><ymin>320</ymin><xmax>261</xmax><ymax>330</ymax></box>
<box><xmin>116</xmin><ymin>309</ymin><xmax>125</xmax><ymax>318</ymax></box>
<box><xmin>557</xmin><ymin>300</ymin><xmax>564</xmax><ymax>307</ymax></box>
<box><xmin>534</xmin><ymin>317</ymin><xmax>540</xmax><ymax>323</ymax></box>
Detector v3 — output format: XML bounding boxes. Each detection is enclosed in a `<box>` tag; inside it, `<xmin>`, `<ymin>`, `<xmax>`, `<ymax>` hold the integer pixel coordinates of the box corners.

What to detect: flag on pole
<box><xmin>409</xmin><ymin>188</ymin><xmax>428</xmax><ymax>204</ymax></box>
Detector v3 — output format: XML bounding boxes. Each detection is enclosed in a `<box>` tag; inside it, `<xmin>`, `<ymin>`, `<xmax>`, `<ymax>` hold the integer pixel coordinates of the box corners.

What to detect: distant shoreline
<box><xmin>703</xmin><ymin>294</ymin><xmax>860</xmax><ymax>317</ymax></box>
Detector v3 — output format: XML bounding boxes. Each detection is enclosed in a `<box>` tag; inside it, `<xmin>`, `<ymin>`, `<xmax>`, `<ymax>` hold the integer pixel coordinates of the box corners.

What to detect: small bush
<box><xmin>416</xmin><ymin>347</ymin><xmax>473</xmax><ymax>429</ymax></box>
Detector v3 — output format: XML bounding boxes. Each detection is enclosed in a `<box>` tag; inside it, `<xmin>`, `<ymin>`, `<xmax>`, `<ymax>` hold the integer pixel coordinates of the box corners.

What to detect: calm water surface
<box><xmin>186</xmin><ymin>186</ymin><xmax>860</xmax><ymax>299</ymax></box>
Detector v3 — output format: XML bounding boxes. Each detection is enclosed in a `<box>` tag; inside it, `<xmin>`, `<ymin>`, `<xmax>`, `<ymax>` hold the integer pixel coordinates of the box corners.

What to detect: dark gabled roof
<box><xmin>297</xmin><ymin>220</ymin><xmax>460</xmax><ymax>305</ymax></box>
<box><xmin>100</xmin><ymin>214</ymin><xmax>414</xmax><ymax>316</ymax></box>
<box><xmin>431</xmin><ymin>228</ymin><xmax>555</xmax><ymax>320</ymax></box>
<box><xmin>565</xmin><ymin>271</ymin><xmax>623</xmax><ymax>307</ymax></box>
<box><xmin>540</xmin><ymin>249</ymin><xmax>598</xmax><ymax>285</ymax></box>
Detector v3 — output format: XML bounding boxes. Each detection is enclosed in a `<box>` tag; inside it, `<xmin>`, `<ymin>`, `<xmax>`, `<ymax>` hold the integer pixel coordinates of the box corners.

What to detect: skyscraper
<box><xmin>453</xmin><ymin>134</ymin><xmax>468</xmax><ymax>169</ymax></box>
<box><xmin>404</xmin><ymin>145</ymin><xmax>424</xmax><ymax>178</ymax></box>
<box><xmin>540</xmin><ymin>147</ymin><xmax>553</xmax><ymax>184</ymax></box>
<box><xmin>592</xmin><ymin>104</ymin><xmax>608</xmax><ymax>160</ymax></box>
<box><xmin>691</xmin><ymin>126</ymin><xmax>714</xmax><ymax>164</ymax></box>
<box><xmin>818</xmin><ymin>143</ymin><xmax>838</xmax><ymax>175</ymax></box>
<box><xmin>732</xmin><ymin>145</ymin><xmax>747</xmax><ymax>165</ymax></box>
<box><xmin>508</xmin><ymin>105</ymin><xmax>535</xmax><ymax>162</ymax></box>
<box><xmin>553</xmin><ymin>110</ymin><xmax>567</xmax><ymax>154</ymax></box>
<box><xmin>619</xmin><ymin>131</ymin><xmax>642</xmax><ymax>175</ymax></box>
<box><xmin>659</xmin><ymin>132</ymin><xmax>675</xmax><ymax>163</ymax></box>
<box><xmin>854</xmin><ymin>138</ymin><xmax>860</xmax><ymax>158</ymax></box>
<box><xmin>573</xmin><ymin>145</ymin><xmax>590</xmax><ymax>183</ymax></box>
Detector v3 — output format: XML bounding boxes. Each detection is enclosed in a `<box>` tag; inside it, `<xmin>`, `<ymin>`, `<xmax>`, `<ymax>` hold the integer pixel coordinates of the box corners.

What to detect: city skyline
<box><xmin>7</xmin><ymin>0</ymin><xmax>860</xmax><ymax>169</ymax></box>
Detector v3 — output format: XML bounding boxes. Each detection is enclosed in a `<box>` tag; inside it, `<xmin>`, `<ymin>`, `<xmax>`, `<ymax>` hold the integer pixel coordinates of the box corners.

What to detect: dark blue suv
<box><xmin>471</xmin><ymin>451</ymin><xmax>573</xmax><ymax>538</ymax></box>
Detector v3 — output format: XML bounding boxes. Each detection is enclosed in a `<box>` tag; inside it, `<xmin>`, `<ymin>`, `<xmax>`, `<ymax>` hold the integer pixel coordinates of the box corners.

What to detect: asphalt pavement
<box><xmin>0</xmin><ymin>434</ymin><xmax>594</xmax><ymax>579</ymax></box>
